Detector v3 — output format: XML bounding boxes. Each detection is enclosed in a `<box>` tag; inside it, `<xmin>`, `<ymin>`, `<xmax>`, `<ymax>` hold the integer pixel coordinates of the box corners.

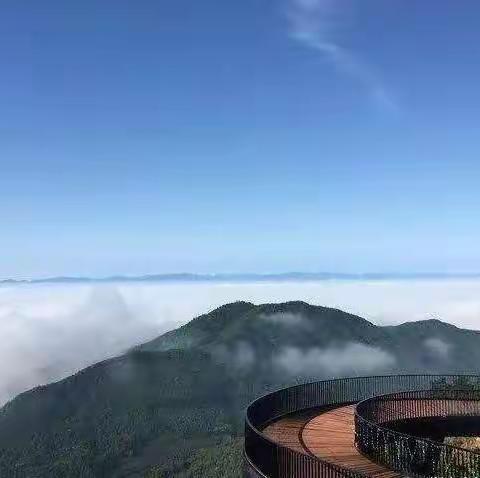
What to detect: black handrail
<box><xmin>355</xmin><ymin>388</ymin><xmax>480</xmax><ymax>478</ymax></box>
<box><xmin>245</xmin><ymin>375</ymin><xmax>480</xmax><ymax>478</ymax></box>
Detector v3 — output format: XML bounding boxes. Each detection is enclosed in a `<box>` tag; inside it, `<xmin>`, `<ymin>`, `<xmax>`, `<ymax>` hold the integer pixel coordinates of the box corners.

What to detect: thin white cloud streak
<box><xmin>1</xmin><ymin>280</ymin><xmax>480</xmax><ymax>404</ymax></box>
<box><xmin>286</xmin><ymin>0</ymin><xmax>397</xmax><ymax>111</ymax></box>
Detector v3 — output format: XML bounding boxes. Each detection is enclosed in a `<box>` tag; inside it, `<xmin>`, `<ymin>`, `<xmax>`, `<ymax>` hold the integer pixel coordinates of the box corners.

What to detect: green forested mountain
<box><xmin>1</xmin><ymin>301</ymin><xmax>480</xmax><ymax>477</ymax></box>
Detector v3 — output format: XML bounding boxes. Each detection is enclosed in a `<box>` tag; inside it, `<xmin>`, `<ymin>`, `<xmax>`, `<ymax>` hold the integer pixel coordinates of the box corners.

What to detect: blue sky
<box><xmin>2</xmin><ymin>0</ymin><xmax>480</xmax><ymax>278</ymax></box>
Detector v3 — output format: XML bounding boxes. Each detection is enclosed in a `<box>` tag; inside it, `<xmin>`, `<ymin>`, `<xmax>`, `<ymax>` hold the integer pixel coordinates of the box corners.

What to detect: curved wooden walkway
<box><xmin>263</xmin><ymin>405</ymin><xmax>404</xmax><ymax>478</ymax></box>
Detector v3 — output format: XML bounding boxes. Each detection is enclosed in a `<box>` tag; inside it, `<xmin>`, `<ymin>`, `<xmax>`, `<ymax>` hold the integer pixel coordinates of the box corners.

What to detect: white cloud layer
<box><xmin>1</xmin><ymin>279</ymin><xmax>480</xmax><ymax>405</ymax></box>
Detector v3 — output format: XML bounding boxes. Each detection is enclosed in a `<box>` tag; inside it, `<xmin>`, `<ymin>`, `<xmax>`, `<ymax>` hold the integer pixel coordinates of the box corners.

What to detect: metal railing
<box><xmin>355</xmin><ymin>388</ymin><xmax>480</xmax><ymax>478</ymax></box>
<box><xmin>245</xmin><ymin>375</ymin><xmax>480</xmax><ymax>478</ymax></box>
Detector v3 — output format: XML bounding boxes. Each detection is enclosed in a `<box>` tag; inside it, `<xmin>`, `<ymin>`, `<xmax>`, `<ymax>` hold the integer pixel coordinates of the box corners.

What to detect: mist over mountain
<box><xmin>1</xmin><ymin>301</ymin><xmax>480</xmax><ymax>477</ymax></box>
<box><xmin>2</xmin><ymin>280</ymin><xmax>480</xmax><ymax>408</ymax></box>
<box><xmin>138</xmin><ymin>301</ymin><xmax>480</xmax><ymax>378</ymax></box>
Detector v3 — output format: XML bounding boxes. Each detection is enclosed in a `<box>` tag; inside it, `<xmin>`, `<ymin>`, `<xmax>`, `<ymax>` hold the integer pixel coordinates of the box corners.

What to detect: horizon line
<box><xmin>3</xmin><ymin>271</ymin><xmax>480</xmax><ymax>284</ymax></box>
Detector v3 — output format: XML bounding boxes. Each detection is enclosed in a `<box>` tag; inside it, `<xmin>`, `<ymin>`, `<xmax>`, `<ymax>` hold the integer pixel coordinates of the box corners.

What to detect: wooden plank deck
<box><xmin>262</xmin><ymin>409</ymin><xmax>321</xmax><ymax>454</ymax></box>
<box><xmin>302</xmin><ymin>405</ymin><xmax>403</xmax><ymax>478</ymax></box>
<box><xmin>263</xmin><ymin>405</ymin><xmax>404</xmax><ymax>478</ymax></box>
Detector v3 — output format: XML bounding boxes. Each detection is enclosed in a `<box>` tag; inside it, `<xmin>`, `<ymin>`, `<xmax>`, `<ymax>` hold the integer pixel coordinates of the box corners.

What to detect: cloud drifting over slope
<box><xmin>1</xmin><ymin>279</ymin><xmax>480</xmax><ymax>404</ymax></box>
<box><xmin>424</xmin><ymin>337</ymin><xmax>452</xmax><ymax>360</ymax></box>
<box><xmin>0</xmin><ymin>284</ymin><xmax>182</xmax><ymax>405</ymax></box>
<box><xmin>259</xmin><ymin>311</ymin><xmax>310</xmax><ymax>328</ymax></box>
<box><xmin>275</xmin><ymin>343</ymin><xmax>396</xmax><ymax>375</ymax></box>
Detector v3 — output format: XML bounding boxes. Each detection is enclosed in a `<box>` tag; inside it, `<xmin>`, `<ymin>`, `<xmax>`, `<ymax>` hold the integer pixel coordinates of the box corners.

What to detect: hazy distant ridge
<box><xmin>3</xmin><ymin>272</ymin><xmax>480</xmax><ymax>284</ymax></box>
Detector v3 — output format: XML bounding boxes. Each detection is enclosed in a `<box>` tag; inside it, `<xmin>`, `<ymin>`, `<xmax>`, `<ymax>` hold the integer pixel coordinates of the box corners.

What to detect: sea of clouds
<box><xmin>1</xmin><ymin>280</ymin><xmax>480</xmax><ymax>405</ymax></box>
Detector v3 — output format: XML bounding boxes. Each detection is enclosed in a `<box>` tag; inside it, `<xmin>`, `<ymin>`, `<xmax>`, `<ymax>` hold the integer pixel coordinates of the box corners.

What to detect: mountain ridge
<box><xmin>1</xmin><ymin>301</ymin><xmax>479</xmax><ymax>477</ymax></box>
